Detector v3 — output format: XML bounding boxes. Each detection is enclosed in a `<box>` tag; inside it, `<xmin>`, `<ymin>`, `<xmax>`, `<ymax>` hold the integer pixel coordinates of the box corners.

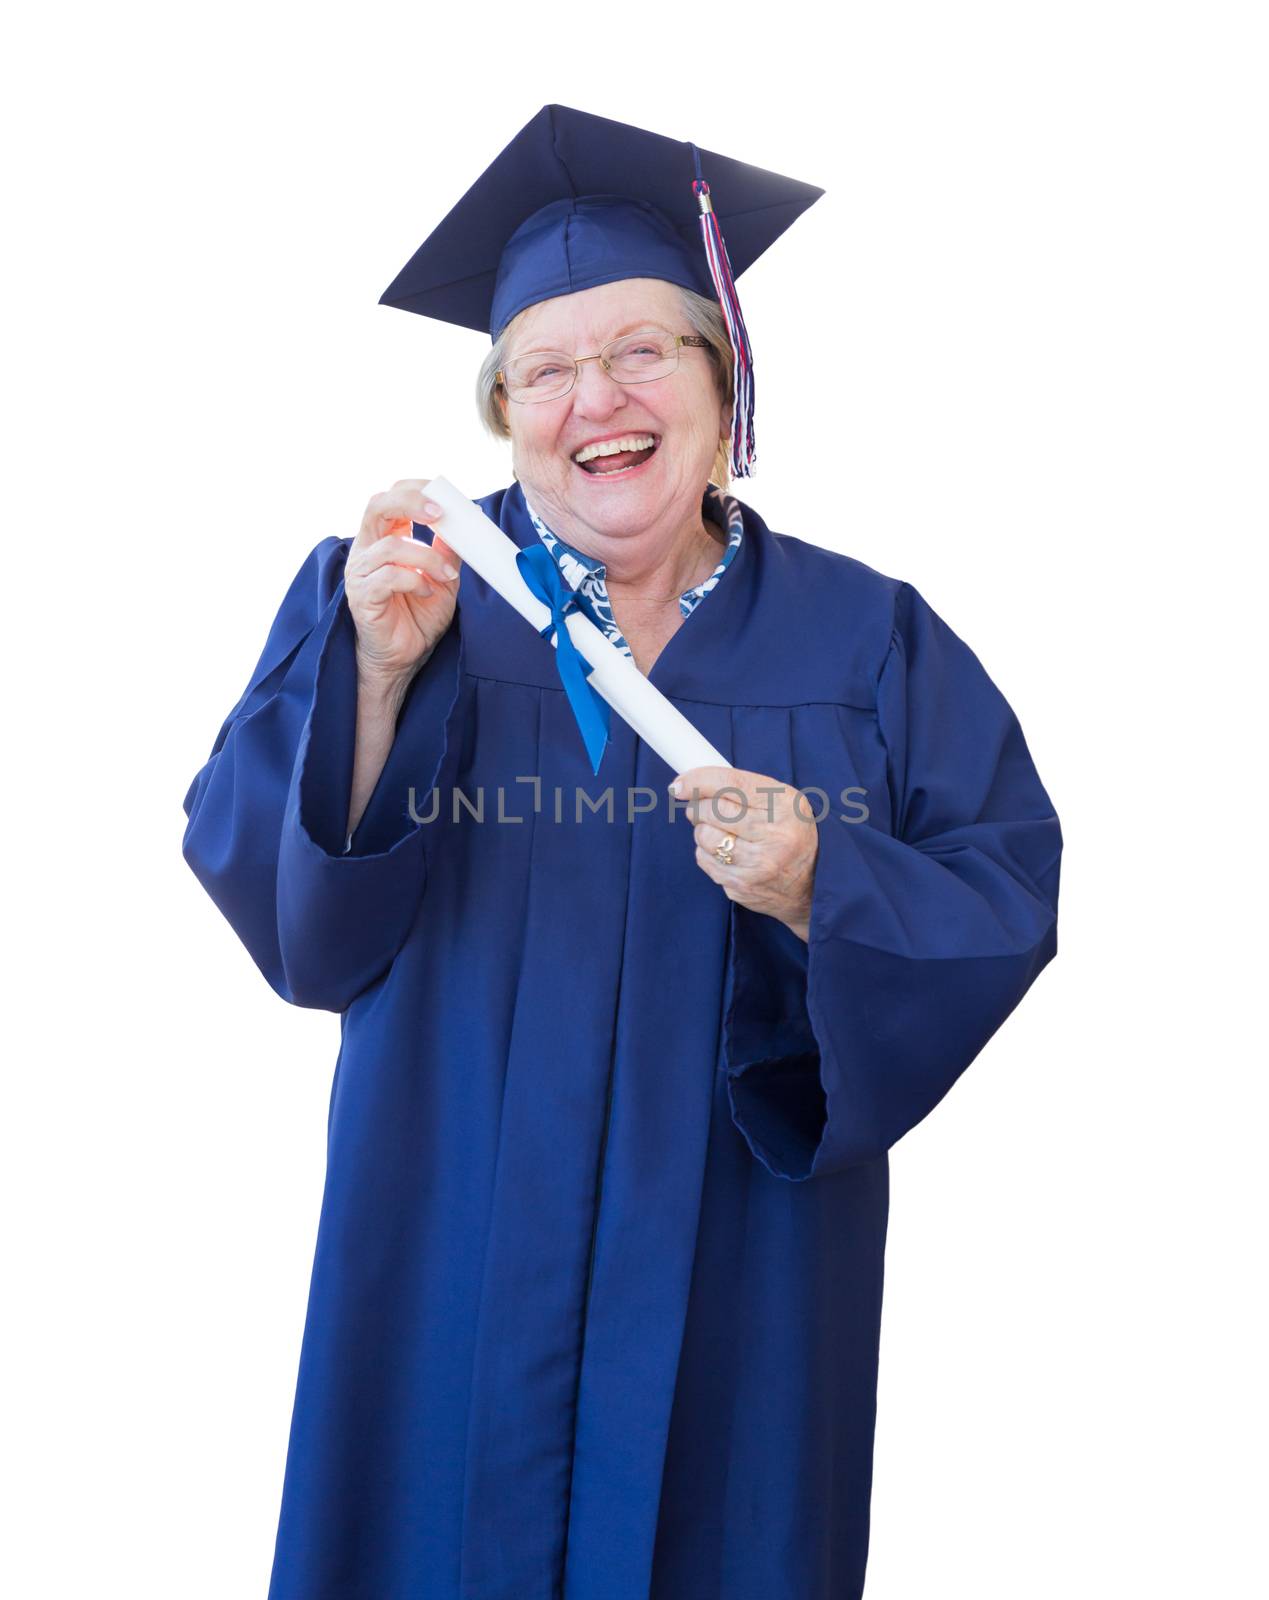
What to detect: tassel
<box><xmin>691</xmin><ymin>144</ymin><xmax>756</xmax><ymax>479</ymax></box>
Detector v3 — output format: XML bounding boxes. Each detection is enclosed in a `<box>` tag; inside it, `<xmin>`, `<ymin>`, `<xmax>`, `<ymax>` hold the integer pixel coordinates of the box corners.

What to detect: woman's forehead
<box><xmin>511</xmin><ymin>278</ymin><xmax>681</xmax><ymax>350</ymax></box>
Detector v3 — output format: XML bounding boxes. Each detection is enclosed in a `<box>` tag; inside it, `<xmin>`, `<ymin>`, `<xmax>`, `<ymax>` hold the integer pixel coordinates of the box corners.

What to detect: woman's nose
<box><xmin>571</xmin><ymin>358</ymin><xmax>626</xmax><ymax>419</ymax></box>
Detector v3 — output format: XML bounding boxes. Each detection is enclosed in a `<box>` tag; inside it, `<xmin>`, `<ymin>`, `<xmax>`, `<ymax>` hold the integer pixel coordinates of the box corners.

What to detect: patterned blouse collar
<box><xmin>522</xmin><ymin>483</ymin><xmax>744</xmax><ymax>627</ymax></box>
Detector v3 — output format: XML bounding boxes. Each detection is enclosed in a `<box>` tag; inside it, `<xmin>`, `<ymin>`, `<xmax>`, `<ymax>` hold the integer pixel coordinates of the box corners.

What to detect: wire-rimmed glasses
<box><xmin>496</xmin><ymin>328</ymin><xmax>710</xmax><ymax>404</ymax></box>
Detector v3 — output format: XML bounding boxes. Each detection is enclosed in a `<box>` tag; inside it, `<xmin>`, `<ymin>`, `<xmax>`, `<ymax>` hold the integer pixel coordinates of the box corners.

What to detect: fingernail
<box><xmin>669</xmin><ymin>778</ymin><xmax>683</xmax><ymax>796</ymax></box>
<box><xmin>421</xmin><ymin>501</ymin><xmax>441</xmax><ymax>516</ymax></box>
<box><xmin>441</xmin><ymin>563</ymin><xmax>460</xmax><ymax>580</ymax></box>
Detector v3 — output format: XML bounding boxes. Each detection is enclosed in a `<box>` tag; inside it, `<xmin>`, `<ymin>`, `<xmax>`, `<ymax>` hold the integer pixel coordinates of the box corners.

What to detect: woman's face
<box><xmin>498</xmin><ymin>278</ymin><xmax>727</xmax><ymax>548</ymax></box>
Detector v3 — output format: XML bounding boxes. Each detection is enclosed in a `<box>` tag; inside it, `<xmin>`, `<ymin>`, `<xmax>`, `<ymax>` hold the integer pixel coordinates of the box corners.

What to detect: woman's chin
<box><xmin>567</xmin><ymin>483</ymin><xmax>662</xmax><ymax>530</ymax></box>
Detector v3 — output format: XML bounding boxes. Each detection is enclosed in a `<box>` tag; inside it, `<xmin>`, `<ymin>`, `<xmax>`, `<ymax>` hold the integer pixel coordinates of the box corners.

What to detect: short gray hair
<box><xmin>475</xmin><ymin>284</ymin><xmax>736</xmax><ymax>491</ymax></box>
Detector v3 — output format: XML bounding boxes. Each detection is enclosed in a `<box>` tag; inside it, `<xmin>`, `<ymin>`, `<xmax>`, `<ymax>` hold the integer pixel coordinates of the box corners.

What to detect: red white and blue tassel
<box><xmin>691</xmin><ymin>144</ymin><xmax>756</xmax><ymax>479</ymax></box>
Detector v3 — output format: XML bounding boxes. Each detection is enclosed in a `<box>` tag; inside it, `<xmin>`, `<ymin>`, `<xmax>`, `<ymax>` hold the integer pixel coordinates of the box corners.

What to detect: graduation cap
<box><xmin>378</xmin><ymin>104</ymin><xmax>824</xmax><ymax>479</ymax></box>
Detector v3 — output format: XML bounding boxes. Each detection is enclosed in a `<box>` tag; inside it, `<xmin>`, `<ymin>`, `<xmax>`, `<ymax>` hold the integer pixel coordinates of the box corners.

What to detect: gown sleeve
<box><xmin>181</xmin><ymin>534</ymin><xmax>463</xmax><ymax>1011</ymax></box>
<box><xmin>722</xmin><ymin>580</ymin><xmax>1062</xmax><ymax>1180</ymax></box>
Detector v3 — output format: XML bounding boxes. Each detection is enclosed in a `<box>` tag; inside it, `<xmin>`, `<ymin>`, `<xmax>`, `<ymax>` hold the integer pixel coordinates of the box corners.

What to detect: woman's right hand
<box><xmin>344</xmin><ymin>480</ymin><xmax>463</xmax><ymax>690</ymax></box>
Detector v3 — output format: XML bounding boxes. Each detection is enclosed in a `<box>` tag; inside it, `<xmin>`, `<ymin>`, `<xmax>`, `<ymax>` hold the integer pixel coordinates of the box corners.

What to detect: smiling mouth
<box><xmin>572</xmin><ymin>434</ymin><xmax>661</xmax><ymax>476</ymax></box>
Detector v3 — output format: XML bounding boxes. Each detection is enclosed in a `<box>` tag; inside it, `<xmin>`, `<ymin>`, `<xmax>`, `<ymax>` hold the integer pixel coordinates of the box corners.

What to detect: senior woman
<box><xmin>182</xmin><ymin>107</ymin><xmax>1062</xmax><ymax>1600</ymax></box>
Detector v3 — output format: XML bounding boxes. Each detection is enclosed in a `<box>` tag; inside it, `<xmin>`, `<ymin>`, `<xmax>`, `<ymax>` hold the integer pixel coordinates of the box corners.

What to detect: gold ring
<box><xmin>714</xmin><ymin>834</ymin><xmax>736</xmax><ymax>866</ymax></box>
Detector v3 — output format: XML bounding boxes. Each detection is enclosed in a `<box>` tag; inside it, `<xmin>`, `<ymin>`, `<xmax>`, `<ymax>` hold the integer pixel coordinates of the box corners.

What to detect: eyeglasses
<box><xmin>496</xmin><ymin>329</ymin><xmax>710</xmax><ymax>404</ymax></box>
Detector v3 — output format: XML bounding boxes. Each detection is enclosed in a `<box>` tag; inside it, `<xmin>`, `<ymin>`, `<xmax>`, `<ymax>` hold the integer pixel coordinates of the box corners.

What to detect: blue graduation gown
<box><xmin>182</xmin><ymin>479</ymin><xmax>1061</xmax><ymax>1600</ymax></box>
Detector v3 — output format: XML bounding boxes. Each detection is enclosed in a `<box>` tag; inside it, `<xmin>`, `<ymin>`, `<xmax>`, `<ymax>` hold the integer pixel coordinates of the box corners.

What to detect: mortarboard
<box><xmin>378</xmin><ymin>104</ymin><xmax>824</xmax><ymax>479</ymax></box>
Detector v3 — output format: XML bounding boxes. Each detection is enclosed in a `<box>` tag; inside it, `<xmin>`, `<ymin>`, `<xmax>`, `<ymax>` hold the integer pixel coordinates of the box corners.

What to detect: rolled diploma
<box><xmin>425</xmin><ymin>477</ymin><xmax>728</xmax><ymax>775</ymax></box>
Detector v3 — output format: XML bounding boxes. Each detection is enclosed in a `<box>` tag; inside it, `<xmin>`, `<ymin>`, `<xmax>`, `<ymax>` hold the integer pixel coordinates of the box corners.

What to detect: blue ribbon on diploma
<box><xmin>515</xmin><ymin>544</ymin><xmax>611</xmax><ymax>775</ymax></box>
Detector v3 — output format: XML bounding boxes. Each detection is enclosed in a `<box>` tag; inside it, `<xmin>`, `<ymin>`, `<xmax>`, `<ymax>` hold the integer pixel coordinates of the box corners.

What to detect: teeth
<box><xmin>572</xmin><ymin>433</ymin><xmax>658</xmax><ymax>464</ymax></box>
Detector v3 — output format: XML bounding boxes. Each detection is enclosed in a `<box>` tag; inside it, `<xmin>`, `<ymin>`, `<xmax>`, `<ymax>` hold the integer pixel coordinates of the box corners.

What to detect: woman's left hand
<box><xmin>672</xmin><ymin>766</ymin><xmax>819</xmax><ymax>942</ymax></box>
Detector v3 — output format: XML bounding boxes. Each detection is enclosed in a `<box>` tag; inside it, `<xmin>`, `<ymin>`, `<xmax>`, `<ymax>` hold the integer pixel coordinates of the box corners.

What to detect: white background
<box><xmin>5</xmin><ymin>3</ymin><xmax>1265</xmax><ymax>1596</ymax></box>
